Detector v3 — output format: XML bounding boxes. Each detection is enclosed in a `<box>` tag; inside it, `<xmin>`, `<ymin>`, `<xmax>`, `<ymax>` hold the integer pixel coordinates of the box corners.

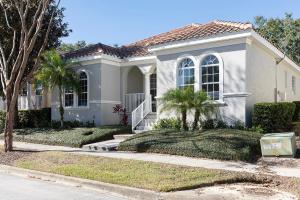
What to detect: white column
<box><xmin>144</xmin><ymin>73</ymin><xmax>150</xmax><ymax>97</ymax></box>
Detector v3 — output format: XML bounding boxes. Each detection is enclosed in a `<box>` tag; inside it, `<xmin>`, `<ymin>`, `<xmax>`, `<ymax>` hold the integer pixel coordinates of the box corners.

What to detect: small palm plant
<box><xmin>161</xmin><ymin>87</ymin><xmax>194</xmax><ymax>131</ymax></box>
<box><xmin>35</xmin><ymin>50</ymin><xmax>80</xmax><ymax>128</ymax></box>
<box><xmin>192</xmin><ymin>91</ymin><xmax>216</xmax><ymax>131</ymax></box>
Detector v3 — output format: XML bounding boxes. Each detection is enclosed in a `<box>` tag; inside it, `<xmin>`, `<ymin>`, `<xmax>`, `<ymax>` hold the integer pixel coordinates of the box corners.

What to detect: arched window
<box><xmin>178</xmin><ymin>58</ymin><xmax>195</xmax><ymax>90</ymax></box>
<box><xmin>201</xmin><ymin>55</ymin><xmax>220</xmax><ymax>100</ymax></box>
<box><xmin>78</xmin><ymin>71</ymin><xmax>88</xmax><ymax>106</ymax></box>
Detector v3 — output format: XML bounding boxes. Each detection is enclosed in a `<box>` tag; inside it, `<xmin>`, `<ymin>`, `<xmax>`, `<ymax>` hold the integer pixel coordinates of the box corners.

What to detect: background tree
<box><xmin>35</xmin><ymin>50</ymin><xmax>79</xmax><ymax>128</ymax></box>
<box><xmin>254</xmin><ymin>13</ymin><xmax>300</xmax><ymax>64</ymax></box>
<box><xmin>58</xmin><ymin>40</ymin><xmax>87</xmax><ymax>52</ymax></box>
<box><xmin>161</xmin><ymin>87</ymin><xmax>194</xmax><ymax>131</ymax></box>
<box><xmin>0</xmin><ymin>0</ymin><xmax>68</xmax><ymax>152</ymax></box>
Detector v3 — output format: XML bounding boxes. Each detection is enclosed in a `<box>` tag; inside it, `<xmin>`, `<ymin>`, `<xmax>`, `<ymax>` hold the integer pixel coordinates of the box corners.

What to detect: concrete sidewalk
<box><xmin>1</xmin><ymin>140</ymin><xmax>300</xmax><ymax>178</ymax></box>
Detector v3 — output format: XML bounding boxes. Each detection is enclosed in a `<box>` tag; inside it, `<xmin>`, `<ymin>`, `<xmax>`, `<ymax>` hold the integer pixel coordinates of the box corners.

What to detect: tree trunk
<box><xmin>192</xmin><ymin>109</ymin><xmax>200</xmax><ymax>131</ymax></box>
<box><xmin>181</xmin><ymin>109</ymin><xmax>188</xmax><ymax>131</ymax></box>
<box><xmin>14</xmin><ymin>101</ymin><xmax>19</xmax><ymax>128</ymax></box>
<box><xmin>4</xmin><ymin>87</ymin><xmax>17</xmax><ymax>152</ymax></box>
<box><xmin>58</xmin><ymin>86</ymin><xmax>64</xmax><ymax>128</ymax></box>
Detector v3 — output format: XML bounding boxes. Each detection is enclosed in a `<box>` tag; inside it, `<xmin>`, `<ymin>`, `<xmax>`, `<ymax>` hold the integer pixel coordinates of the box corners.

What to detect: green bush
<box><xmin>292</xmin><ymin>122</ymin><xmax>300</xmax><ymax>136</ymax></box>
<box><xmin>0</xmin><ymin>108</ymin><xmax>51</xmax><ymax>130</ymax></box>
<box><xmin>153</xmin><ymin>118</ymin><xmax>181</xmax><ymax>130</ymax></box>
<box><xmin>293</xmin><ymin>101</ymin><xmax>300</xmax><ymax>121</ymax></box>
<box><xmin>18</xmin><ymin>108</ymin><xmax>51</xmax><ymax>128</ymax></box>
<box><xmin>6</xmin><ymin>126</ymin><xmax>131</xmax><ymax>147</ymax></box>
<box><xmin>252</xmin><ymin>102</ymin><xmax>296</xmax><ymax>133</ymax></box>
<box><xmin>119</xmin><ymin>129</ymin><xmax>261</xmax><ymax>162</ymax></box>
<box><xmin>51</xmin><ymin>120</ymin><xmax>95</xmax><ymax>129</ymax></box>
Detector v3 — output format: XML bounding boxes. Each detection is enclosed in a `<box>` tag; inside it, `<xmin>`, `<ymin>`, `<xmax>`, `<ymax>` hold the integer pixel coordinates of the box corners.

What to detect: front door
<box><xmin>150</xmin><ymin>73</ymin><xmax>157</xmax><ymax>112</ymax></box>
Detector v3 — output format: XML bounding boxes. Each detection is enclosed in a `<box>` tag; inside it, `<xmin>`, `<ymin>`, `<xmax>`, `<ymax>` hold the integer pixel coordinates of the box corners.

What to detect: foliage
<box><xmin>51</xmin><ymin>120</ymin><xmax>95</xmax><ymax>129</ymax></box>
<box><xmin>293</xmin><ymin>101</ymin><xmax>300</xmax><ymax>121</ymax></box>
<box><xmin>35</xmin><ymin>50</ymin><xmax>80</xmax><ymax>128</ymax></box>
<box><xmin>58</xmin><ymin>40</ymin><xmax>87</xmax><ymax>52</ymax></box>
<box><xmin>192</xmin><ymin>91</ymin><xmax>216</xmax><ymax>130</ymax></box>
<box><xmin>254</xmin><ymin>13</ymin><xmax>300</xmax><ymax>65</ymax></box>
<box><xmin>153</xmin><ymin>118</ymin><xmax>182</xmax><ymax>130</ymax></box>
<box><xmin>292</xmin><ymin>122</ymin><xmax>300</xmax><ymax>136</ymax></box>
<box><xmin>119</xmin><ymin>129</ymin><xmax>262</xmax><ymax>162</ymax></box>
<box><xmin>14</xmin><ymin>151</ymin><xmax>264</xmax><ymax>192</ymax></box>
<box><xmin>252</xmin><ymin>102</ymin><xmax>296</xmax><ymax>133</ymax></box>
<box><xmin>0</xmin><ymin>108</ymin><xmax>51</xmax><ymax>130</ymax></box>
<box><xmin>161</xmin><ymin>87</ymin><xmax>194</xmax><ymax>130</ymax></box>
<box><xmin>3</xmin><ymin>126</ymin><xmax>131</xmax><ymax>148</ymax></box>
<box><xmin>113</xmin><ymin>104</ymin><xmax>128</xmax><ymax>125</ymax></box>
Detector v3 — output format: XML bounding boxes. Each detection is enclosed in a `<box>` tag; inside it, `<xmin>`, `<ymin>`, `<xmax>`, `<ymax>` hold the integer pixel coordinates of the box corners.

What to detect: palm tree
<box><xmin>192</xmin><ymin>91</ymin><xmax>216</xmax><ymax>131</ymax></box>
<box><xmin>161</xmin><ymin>87</ymin><xmax>194</xmax><ymax>131</ymax></box>
<box><xmin>35</xmin><ymin>50</ymin><xmax>80</xmax><ymax>128</ymax></box>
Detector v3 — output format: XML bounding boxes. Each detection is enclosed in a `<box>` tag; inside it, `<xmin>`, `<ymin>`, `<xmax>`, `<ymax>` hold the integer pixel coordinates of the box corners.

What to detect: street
<box><xmin>0</xmin><ymin>172</ymin><xmax>127</xmax><ymax>200</ymax></box>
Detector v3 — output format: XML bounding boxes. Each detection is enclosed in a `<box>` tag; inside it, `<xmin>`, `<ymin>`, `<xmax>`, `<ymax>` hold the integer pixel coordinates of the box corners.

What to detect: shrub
<box><xmin>201</xmin><ymin>119</ymin><xmax>228</xmax><ymax>129</ymax></box>
<box><xmin>119</xmin><ymin>129</ymin><xmax>262</xmax><ymax>162</ymax></box>
<box><xmin>153</xmin><ymin>118</ymin><xmax>181</xmax><ymax>130</ymax></box>
<box><xmin>293</xmin><ymin>101</ymin><xmax>300</xmax><ymax>121</ymax></box>
<box><xmin>252</xmin><ymin>102</ymin><xmax>296</xmax><ymax>133</ymax></box>
<box><xmin>0</xmin><ymin>108</ymin><xmax>51</xmax><ymax>130</ymax></box>
<box><xmin>292</xmin><ymin>122</ymin><xmax>300</xmax><ymax>136</ymax></box>
<box><xmin>51</xmin><ymin>120</ymin><xmax>95</xmax><ymax>129</ymax></box>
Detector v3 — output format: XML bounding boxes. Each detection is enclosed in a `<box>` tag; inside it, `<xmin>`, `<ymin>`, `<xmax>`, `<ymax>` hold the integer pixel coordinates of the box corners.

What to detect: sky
<box><xmin>60</xmin><ymin>0</ymin><xmax>300</xmax><ymax>46</ymax></box>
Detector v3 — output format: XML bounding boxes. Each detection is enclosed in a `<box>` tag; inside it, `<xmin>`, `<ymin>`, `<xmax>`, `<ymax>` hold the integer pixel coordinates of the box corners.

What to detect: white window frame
<box><xmin>78</xmin><ymin>71</ymin><xmax>89</xmax><ymax>107</ymax></box>
<box><xmin>285</xmin><ymin>71</ymin><xmax>288</xmax><ymax>89</ymax></box>
<box><xmin>63</xmin><ymin>69</ymin><xmax>89</xmax><ymax>109</ymax></box>
<box><xmin>176</xmin><ymin>55</ymin><xmax>198</xmax><ymax>91</ymax></box>
<box><xmin>199</xmin><ymin>53</ymin><xmax>224</xmax><ymax>101</ymax></box>
<box><xmin>64</xmin><ymin>87</ymin><xmax>74</xmax><ymax>108</ymax></box>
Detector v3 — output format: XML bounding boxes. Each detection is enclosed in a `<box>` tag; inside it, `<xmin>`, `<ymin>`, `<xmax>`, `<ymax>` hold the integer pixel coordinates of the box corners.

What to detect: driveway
<box><xmin>0</xmin><ymin>172</ymin><xmax>128</xmax><ymax>200</ymax></box>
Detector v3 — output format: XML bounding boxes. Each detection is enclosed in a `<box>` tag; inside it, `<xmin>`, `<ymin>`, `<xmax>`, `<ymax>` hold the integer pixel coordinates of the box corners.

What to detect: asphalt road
<box><xmin>0</xmin><ymin>172</ymin><xmax>128</xmax><ymax>200</ymax></box>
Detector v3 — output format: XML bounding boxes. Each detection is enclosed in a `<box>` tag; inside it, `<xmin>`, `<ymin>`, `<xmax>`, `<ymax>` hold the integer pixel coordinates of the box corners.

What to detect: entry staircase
<box><xmin>131</xmin><ymin>94</ymin><xmax>157</xmax><ymax>133</ymax></box>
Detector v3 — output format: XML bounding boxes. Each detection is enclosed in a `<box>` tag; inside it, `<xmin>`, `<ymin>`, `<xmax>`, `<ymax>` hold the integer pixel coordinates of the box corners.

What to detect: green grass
<box><xmin>14</xmin><ymin>151</ymin><xmax>262</xmax><ymax>192</ymax></box>
<box><xmin>118</xmin><ymin>129</ymin><xmax>262</xmax><ymax>162</ymax></box>
<box><xmin>6</xmin><ymin>126</ymin><xmax>131</xmax><ymax>147</ymax></box>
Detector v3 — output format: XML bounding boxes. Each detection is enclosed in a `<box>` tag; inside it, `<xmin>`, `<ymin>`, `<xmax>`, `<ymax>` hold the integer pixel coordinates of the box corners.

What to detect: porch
<box><xmin>122</xmin><ymin>65</ymin><xmax>157</xmax><ymax>131</ymax></box>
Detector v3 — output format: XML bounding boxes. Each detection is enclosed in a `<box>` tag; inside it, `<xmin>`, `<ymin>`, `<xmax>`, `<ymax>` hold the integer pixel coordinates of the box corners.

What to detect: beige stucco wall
<box><xmin>245</xmin><ymin>42</ymin><xmax>300</xmax><ymax>125</ymax></box>
<box><xmin>156</xmin><ymin>43</ymin><xmax>248</xmax><ymax>125</ymax></box>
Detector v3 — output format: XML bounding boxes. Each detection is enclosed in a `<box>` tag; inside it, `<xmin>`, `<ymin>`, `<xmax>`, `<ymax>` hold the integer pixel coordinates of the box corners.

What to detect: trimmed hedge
<box><xmin>119</xmin><ymin>129</ymin><xmax>262</xmax><ymax>162</ymax></box>
<box><xmin>293</xmin><ymin>101</ymin><xmax>300</xmax><ymax>121</ymax></box>
<box><xmin>0</xmin><ymin>108</ymin><xmax>51</xmax><ymax>130</ymax></box>
<box><xmin>10</xmin><ymin>126</ymin><xmax>131</xmax><ymax>147</ymax></box>
<box><xmin>252</xmin><ymin>102</ymin><xmax>295</xmax><ymax>133</ymax></box>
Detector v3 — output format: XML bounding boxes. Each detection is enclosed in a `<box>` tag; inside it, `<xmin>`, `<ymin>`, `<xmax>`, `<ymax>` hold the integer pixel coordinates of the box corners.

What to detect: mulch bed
<box><xmin>0</xmin><ymin>150</ymin><xmax>34</xmax><ymax>165</ymax></box>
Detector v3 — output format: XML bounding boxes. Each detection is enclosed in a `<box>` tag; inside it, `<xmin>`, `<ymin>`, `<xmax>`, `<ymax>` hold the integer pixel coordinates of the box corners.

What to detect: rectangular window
<box><xmin>35</xmin><ymin>83</ymin><xmax>43</xmax><ymax>96</ymax></box>
<box><xmin>292</xmin><ymin>76</ymin><xmax>296</xmax><ymax>94</ymax></box>
<box><xmin>65</xmin><ymin>87</ymin><xmax>74</xmax><ymax>107</ymax></box>
<box><xmin>20</xmin><ymin>84</ymin><xmax>27</xmax><ymax>96</ymax></box>
<box><xmin>285</xmin><ymin>71</ymin><xmax>288</xmax><ymax>89</ymax></box>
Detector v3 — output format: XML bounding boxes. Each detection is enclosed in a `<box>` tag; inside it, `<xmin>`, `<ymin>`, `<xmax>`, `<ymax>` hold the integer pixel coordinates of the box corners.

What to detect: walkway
<box><xmin>1</xmin><ymin>140</ymin><xmax>300</xmax><ymax>178</ymax></box>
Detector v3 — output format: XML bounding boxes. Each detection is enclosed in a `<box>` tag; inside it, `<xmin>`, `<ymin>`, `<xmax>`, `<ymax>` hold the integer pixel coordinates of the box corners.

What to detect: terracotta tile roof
<box><xmin>64</xmin><ymin>20</ymin><xmax>253</xmax><ymax>59</ymax></box>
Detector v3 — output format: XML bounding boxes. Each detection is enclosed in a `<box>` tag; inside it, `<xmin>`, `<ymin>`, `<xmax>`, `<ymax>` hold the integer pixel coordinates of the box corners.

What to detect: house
<box><xmin>48</xmin><ymin>20</ymin><xmax>300</xmax><ymax>131</ymax></box>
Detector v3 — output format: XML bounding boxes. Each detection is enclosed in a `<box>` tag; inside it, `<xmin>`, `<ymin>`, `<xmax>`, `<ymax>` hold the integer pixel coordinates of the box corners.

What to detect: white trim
<box><xmin>175</xmin><ymin>54</ymin><xmax>198</xmax><ymax>91</ymax></box>
<box><xmin>223</xmin><ymin>92</ymin><xmax>251</xmax><ymax>98</ymax></box>
<box><xmin>149</xmin><ymin>31</ymin><xmax>252</xmax><ymax>52</ymax></box>
<box><xmin>100</xmin><ymin>100</ymin><xmax>122</xmax><ymax>104</ymax></box>
<box><xmin>199</xmin><ymin>53</ymin><xmax>224</xmax><ymax>101</ymax></box>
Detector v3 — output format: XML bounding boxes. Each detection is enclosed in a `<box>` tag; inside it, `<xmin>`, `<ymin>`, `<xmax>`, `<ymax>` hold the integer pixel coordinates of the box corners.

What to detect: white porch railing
<box><xmin>124</xmin><ymin>93</ymin><xmax>145</xmax><ymax>113</ymax></box>
<box><xmin>18</xmin><ymin>96</ymin><xmax>28</xmax><ymax>110</ymax></box>
<box><xmin>18</xmin><ymin>95</ymin><xmax>43</xmax><ymax>110</ymax></box>
<box><xmin>131</xmin><ymin>95</ymin><xmax>152</xmax><ymax>130</ymax></box>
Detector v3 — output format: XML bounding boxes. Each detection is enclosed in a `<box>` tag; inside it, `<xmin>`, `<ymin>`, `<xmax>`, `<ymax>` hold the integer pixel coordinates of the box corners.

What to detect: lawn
<box><xmin>118</xmin><ymin>129</ymin><xmax>262</xmax><ymax>162</ymax></box>
<box><xmin>1</xmin><ymin>126</ymin><xmax>131</xmax><ymax>147</ymax></box>
<box><xmin>14</xmin><ymin>151</ymin><xmax>264</xmax><ymax>192</ymax></box>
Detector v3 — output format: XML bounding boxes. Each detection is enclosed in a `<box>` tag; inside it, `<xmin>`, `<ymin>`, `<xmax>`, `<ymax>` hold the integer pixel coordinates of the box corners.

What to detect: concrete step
<box><xmin>113</xmin><ymin>134</ymin><xmax>135</xmax><ymax>140</ymax></box>
<box><xmin>82</xmin><ymin>139</ymin><xmax>123</xmax><ymax>152</ymax></box>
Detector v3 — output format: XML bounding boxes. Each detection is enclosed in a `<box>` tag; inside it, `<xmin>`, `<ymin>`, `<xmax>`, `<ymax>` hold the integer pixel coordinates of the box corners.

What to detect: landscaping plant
<box><xmin>35</xmin><ymin>50</ymin><xmax>80</xmax><ymax>128</ymax></box>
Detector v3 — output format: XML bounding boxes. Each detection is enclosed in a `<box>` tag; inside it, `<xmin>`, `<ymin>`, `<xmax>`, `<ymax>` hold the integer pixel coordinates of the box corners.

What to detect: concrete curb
<box><xmin>0</xmin><ymin>164</ymin><xmax>162</xmax><ymax>200</ymax></box>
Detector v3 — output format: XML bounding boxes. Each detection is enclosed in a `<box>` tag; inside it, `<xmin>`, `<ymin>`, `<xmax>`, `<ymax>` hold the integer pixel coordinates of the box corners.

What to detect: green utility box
<box><xmin>260</xmin><ymin>132</ymin><xmax>296</xmax><ymax>157</ymax></box>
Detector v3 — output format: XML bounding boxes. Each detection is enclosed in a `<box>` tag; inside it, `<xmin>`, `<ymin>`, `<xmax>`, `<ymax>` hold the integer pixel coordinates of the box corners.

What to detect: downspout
<box><xmin>274</xmin><ymin>55</ymin><xmax>285</xmax><ymax>103</ymax></box>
